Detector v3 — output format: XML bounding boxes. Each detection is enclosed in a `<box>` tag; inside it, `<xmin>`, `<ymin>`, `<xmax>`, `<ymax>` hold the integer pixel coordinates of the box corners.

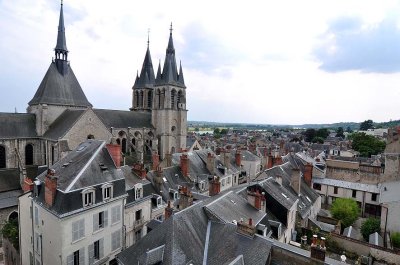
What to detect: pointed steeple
<box><xmin>167</xmin><ymin>23</ymin><xmax>175</xmax><ymax>54</ymax></box>
<box><xmin>133</xmin><ymin>36</ymin><xmax>156</xmax><ymax>89</ymax></box>
<box><xmin>178</xmin><ymin>61</ymin><xmax>185</xmax><ymax>85</ymax></box>
<box><xmin>54</xmin><ymin>1</ymin><xmax>69</xmax><ymax>75</ymax></box>
<box><xmin>28</xmin><ymin>0</ymin><xmax>92</xmax><ymax>108</ymax></box>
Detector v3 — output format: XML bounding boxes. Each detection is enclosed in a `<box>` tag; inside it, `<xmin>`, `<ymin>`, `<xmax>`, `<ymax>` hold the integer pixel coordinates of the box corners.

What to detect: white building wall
<box><xmin>124</xmin><ymin>198</ymin><xmax>152</xmax><ymax>248</ymax></box>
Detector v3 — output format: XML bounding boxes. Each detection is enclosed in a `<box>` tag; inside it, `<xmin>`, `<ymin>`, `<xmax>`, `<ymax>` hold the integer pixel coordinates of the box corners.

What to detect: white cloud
<box><xmin>0</xmin><ymin>0</ymin><xmax>399</xmax><ymax>124</ymax></box>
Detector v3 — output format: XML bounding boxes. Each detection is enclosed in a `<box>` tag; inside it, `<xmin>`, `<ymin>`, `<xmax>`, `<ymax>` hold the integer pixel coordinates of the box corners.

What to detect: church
<box><xmin>0</xmin><ymin>2</ymin><xmax>188</xmax><ymax>179</ymax></box>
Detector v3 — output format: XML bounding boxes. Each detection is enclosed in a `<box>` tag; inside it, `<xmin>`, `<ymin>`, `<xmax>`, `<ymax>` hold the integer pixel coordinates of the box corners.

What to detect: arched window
<box><xmin>135</xmin><ymin>91</ymin><xmax>140</xmax><ymax>108</ymax></box>
<box><xmin>25</xmin><ymin>144</ymin><xmax>34</xmax><ymax>165</ymax></box>
<box><xmin>148</xmin><ymin>90</ymin><xmax>153</xmax><ymax>109</ymax></box>
<box><xmin>139</xmin><ymin>91</ymin><xmax>144</xmax><ymax>108</ymax></box>
<box><xmin>177</xmin><ymin>90</ymin><xmax>183</xmax><ymax>109</ymax></box>
<box><xmin>116</xmin><ymin>139</ymin><xmax>121</xmax><ymax>145</ymax></box>
<box><xmin>121</xmin><ymin>138</ymin><xmax>127</xmax><ymax>153</ymax></box>
<box><xmin>171</xmin><ymin>90</ymin><xmax>176</xmax><ymax>109</ymax></box>
<box><xmin>0</xmin><ymin>145</ymin><xmax>6</xmax><ymax>168</ymax></box>
<box><xmin>132</xmin><ymin>138</ymin><xmax>136</xmax><ymax>146</ymax></box>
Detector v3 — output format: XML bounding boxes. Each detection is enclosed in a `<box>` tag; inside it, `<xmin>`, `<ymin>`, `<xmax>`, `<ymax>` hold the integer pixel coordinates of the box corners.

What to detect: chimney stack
<box><xmin>223</xmin><ymin>150</ymin><xmax>230</xmax><ymax>169</ymax></box>
<box><xmin>152</xmin><ymin>152</ymin><xmax>159</xmax><ymax>171</ymax></box>
<box><xmin>207</xmin><ymin>153</ymin><xmax>215</xmax><ymax>174</ymax></box>
<box><xmin>132</xmin><ymin>164</ymin><xmax>147</xmax><ymax>179</ymax></box>
<box><xmin>266</xmin><ymin>155</ymin><xmax>273</xmax><ymax>169</ymax></box>
<box><xmin>44</xmin><ymin>169</ymin><xmax>57</xmax><ymax>207</ymax></box>
<box><xmin>304</xmin><ymin>163</ymin><xmax>313</xmax><ymax>187</ymax></box>
<box><xmin>209</xmin><ymin>176</ymin><xmax>221</xmax><ymax>196</ymax></box>
<box><xmin>165</xmin><ymin>153</ymin><xmax>172</xmax><ymax>167</ymax></box>
<box><xmin>235</xmin><ymin>150</ymin><xmax>241</xmax><ymax>167</ymax></box>
<box><xmin>310</xmin><ymin>235</ymin><xmax>326</xmax><ymax>262</ymax></box>
<box><xmin>22</xmin><ymin>178</ymin><xmax>34</xmax><ymax>192</ymax></box>
<box><xmin>291</xmin><ymin>168</ymin><xmax>301</xmax><ymax>195</ymax></box>
<box><xmin>106</xmin><ymin>144</ymin><xmax>121</xmax><ymax>168</ymax></box>
<box><xmin>154</xmin><ymin>167</ymin><xmax>163</xmax><ymax>192</ymax></box>
<box><xmin>237</xmin><ymin>218</ymin><xmax>256</xmax><ymax>237</ymax></box>
<box><xmin>180</xmin><ymin>154</ymin><xmax>189</xmax><ymax>177</ymax></box>
<box><xmin>247</xmin><ymin>189</ymin><xmax>266</xmax><ymax>211</ymax></box>
<box><xmin>165</xmin><ymin>201</ymin><xmax>174</xmax><ymax>219</ymax></box>
<box><xmin>178</xmin><ymin>186</ymin><xmax>193</xmax><ymax>210</ymax></box>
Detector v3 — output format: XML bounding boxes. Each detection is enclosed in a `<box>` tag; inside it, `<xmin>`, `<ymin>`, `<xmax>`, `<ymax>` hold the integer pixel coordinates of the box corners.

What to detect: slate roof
<box><xmin>28</xmin><ymin>62</ymin><xmax>92</xmax><ymax>107</ymax></box>
<box><xmin>117</xmin><ymin>191</ymin><xmax>272</xmax><ymax>265</ymax></box>
<box><xmin>93</xmin><ymin>109</ymin><xmax>153</xmax><ymax>129</ymax></box>
<box><xmin>133</xmin><ymin>46</ymin><xmax>155</xmax><ymax>89</ymax></box>
<box><xmin>36</xmin><ymin>140</ymin><xmax>124</xmax><ymax>192</ymax></box>
<box><xmin>34</xmin><ymin>140</ymin><xmax>126</xmax><ymax>216</ymax></box>
<box><xmin>0</xmin><ymin>169</ymin><xmax>21</xmax><ymax>192</ymax></box>
<box><xmin>0</xmin><ymin>113</ymin><xmax>37</xmax><ymax>138</ymax></box>
<box><xmin>312</xmin><ymin>177</ymin><xmax>380</xmax><ymax>193</ymax></box>
<box><xmin>257</xmin><ymin>177</ymin><xmax>298</xmax><ymax>211</ymax></box>
<box><xmin>43</xmin><ymin>109</ymin><xmax>85</xmax><ymax>140</ymax></box>
<box><xmin>0</xmin><ymin>189</ymin><xmax>23</xmax><ymax>209</ymax></box>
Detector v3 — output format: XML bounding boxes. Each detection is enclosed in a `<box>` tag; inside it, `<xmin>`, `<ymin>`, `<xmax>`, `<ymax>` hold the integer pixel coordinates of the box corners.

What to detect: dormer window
<box><xmin>102</xmin><ymin>183</ymin><xmax>113</xmax><ymax>201</ymax></box>
<box><xmin>134</xmin><ymin>184</ymin><xmax>143</xmax><ymax>200</ymax></box>
<box><xmin>157</xmin><ymin>196</ymin><xmax>162</xmax><ymax>207</ymax></box>
<box><xmin>82</xmin><ymin>188</ymin><xmax>95</xmax><ymax>207</ymax></box>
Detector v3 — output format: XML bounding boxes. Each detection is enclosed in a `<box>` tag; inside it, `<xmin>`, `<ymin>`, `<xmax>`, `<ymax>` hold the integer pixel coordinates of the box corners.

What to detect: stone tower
<box><xmin>27</xmin><ymin>2</ymin><xmax>92</xmax><ymax>136</ymax></box>
<box><xmin>152</xmin><ymin>24</ymin><xmax>187</xmax><ymax>159</ymax></box>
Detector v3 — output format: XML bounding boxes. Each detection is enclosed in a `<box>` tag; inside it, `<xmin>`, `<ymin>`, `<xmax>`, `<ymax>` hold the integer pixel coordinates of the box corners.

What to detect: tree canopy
<box><xmin>303</xmin><ymin>128</ymin><xmax>330</xmax><ymax>143</ymax></box>
<box><xmin>348</xmin><ymin>132</ymin><xmax>386</xmax><ymax>157</ymax></box>
<box><xmin>361</xmin><ymin>218</ymin><xmax>380</xmax><ymax>241</ymax></box>
<box><xmin>359</xmin><ymin>119</ymin><xmax>374</xmax><ymax>131</ymax></box>
<box><xmin>331</xmin><ymin>198</ymin><xmax>360</xmax><ymax>228</ymax></box>
<box><xmin>391</xmin><ymin>232</ymin><xmax>400</xmax><ymax>248</ymax></box>
<box><xmin>336</xmin><ymin>127</ymin><xmax>344</xmax><ymax>138</ymax></box>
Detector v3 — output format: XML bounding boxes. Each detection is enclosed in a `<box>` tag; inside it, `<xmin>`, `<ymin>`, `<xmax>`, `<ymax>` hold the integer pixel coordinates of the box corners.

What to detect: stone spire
<box><xmin>54</xmin><ymin>1</ymin><xmax>69</xmax><ymax>75</ymax></box>
<box><xmin>133</xmin><ymin>37</ymin><xmax>155</xmax><ymax>89</ymax></box>
<box><xmin>156</xmin><ymin>23</ymin><xmax>185</xmax><ymax>87</ymax></box>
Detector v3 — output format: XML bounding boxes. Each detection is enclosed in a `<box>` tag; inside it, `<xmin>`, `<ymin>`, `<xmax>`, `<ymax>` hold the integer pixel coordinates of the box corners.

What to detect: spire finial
<box><xmin>61</xmin><ymin>0</ymin><xmax>63</xmax><ymax>5</ymax></box>
<box><xmin>147</xmin><ymin>28</ymin><xmax>150</xmax><ymax>48</ymax></box>
<box><xmin>170</xmin><ymin>22</ymin><xmax>173</xmax><ymax>35</ymax></box>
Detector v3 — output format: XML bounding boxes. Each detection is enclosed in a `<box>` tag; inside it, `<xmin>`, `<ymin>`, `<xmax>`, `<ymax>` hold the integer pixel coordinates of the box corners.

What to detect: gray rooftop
<box><xmin>43</xmin><ymin>109</ymin><xmax>85</xmax><ymax>140</ymax></box>
<box><xmin>93</xmin><ymin>109</ymin><xmax>153</xmax><ymax>129</ymax></box>
<box><xmin>0</xmin><ymin>113</ymin><xmax>37</xmax><ymax>139</ymax></box>
<box><xmin>0</xmin><ymin>189</ymin><xmax>22</xmax><ymax>210</ymax></box>
<box><xmin>0</xmin><ymin>169</ymin><xmax>21</xmax><ymax>192</ymax></box>
<box><xmin>28</xmin><ymin>62</ymin><xmax>92</xmax><ymax>107</ymax></box>
<box><xmin>312</xmin><ymin>177</ymin><xmax>380</xmax><ymax>193</ymax></box>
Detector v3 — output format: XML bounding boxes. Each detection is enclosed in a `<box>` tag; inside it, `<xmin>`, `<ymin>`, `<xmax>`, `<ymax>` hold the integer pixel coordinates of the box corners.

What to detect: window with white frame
<box><xmin>82</xmin><ymin>189</ymin><xmax>95</xmax><ymax>207</ymax></box>
<box><xmin>34</xmin><ymin>206</ymin><xmax>39</xmax><ymax>226</ymax></box>
<box><xmin>93</xmin><ymin>210</ymin><xmax>108</xmax><ymax>231</ymax></box>
<box><xmin>111</xmin><ymin>230</ymin><xmax>121</xmax><ymax>251</ymax></box>
<box><xmin>111</xmin><ymin>205</ymin><xmax>121</xmax><ymax>224</ymax></box>
<box><xmin>135</xmin><ymin>184</ymin><xmax>143</xmax><ymax>200</ymax></box>
<box><xmin>72</xmin><ymin>219</ymin><xmax>85</xmax><ymax>242</ymax></box>
<box><xmin>227</xmin><ymin>177</ymin><xmax>231</xmax><ymax>185</ymax></box>
<box><xmin>157</xmin><ymin>196</ymin><xmax>162</xmax><ymax>207</ymax></box>
<box><xmin>102</xmin><ymin>184</ymin><xmax>113</xmax><ymax>201</ymax></box>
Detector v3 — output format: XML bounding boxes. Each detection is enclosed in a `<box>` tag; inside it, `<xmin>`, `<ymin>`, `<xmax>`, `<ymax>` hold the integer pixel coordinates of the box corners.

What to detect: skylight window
<box><xmin>306</xmin><ymin>196</ymin><xmax>311</xmax><ymax>203</ymax></box>
<box><xmin>281</xmin><ymin>193</ymin><xmax>289</xmax><ymax>199</ymax></box>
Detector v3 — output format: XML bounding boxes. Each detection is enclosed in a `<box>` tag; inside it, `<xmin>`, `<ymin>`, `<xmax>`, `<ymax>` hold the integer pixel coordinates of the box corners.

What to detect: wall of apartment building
<box><xmin>220</xmin><ymin>174</ymin><xmax>236</xmax><ymax>192</ymax></box>
<box><xmin>241</xmin><ymin>160</ymin><xmax>261</xmax><ymax>179</ymax></box>
<box><xmin>285</xmin><ymin>201</ymin><xmax>298</xmax><ymax>244</ymax></box>
<box><xmin>381</xmin><ymin>202</ymin><xmax>400</xmax><ymax>233</ymax></box>
<box><xmin>19</xmin><ymin>193</ymin><xmax>33</xmax><ymax>265</ymax></box>
<box><xmin>124</xmin><ymin>198</ymin><xmax>152</xmax><ymax>248</ymax></box>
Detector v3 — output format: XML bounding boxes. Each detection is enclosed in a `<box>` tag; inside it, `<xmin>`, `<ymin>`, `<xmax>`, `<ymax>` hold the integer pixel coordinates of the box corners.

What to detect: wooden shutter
<box><xmin>103</xmin><ymin>210</ymin><xmax>108</xmax><ymax>227</ymax></box>
<box><xmin>66</xmin><ymin>254</ymin><xmax>73</xmax><ymax>265</ymax></box>
<box><xmin>93</xmin><ymin>214</ymin><xmax>98</xmax><ymax>232</ymax></box>
<box><xmin>79</xmin><ymin>247</ymin><xmax>85</xmax><ymax>265</ymax></box>
<box><xmin>99</xmin><ymin>238</ymin><xmax>104</xmax><ymax>259</ymax></box>
<box><xmin>88</xmin><ymin>243</ymin><xmax>94</xmax><ymax>265</ymax></box>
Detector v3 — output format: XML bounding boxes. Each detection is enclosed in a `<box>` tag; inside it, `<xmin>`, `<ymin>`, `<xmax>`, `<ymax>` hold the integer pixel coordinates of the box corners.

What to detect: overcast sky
<box><xmin>1</xmin><ymin>0</ymin><xmax>400</xmax><ymax>125</ymax></box>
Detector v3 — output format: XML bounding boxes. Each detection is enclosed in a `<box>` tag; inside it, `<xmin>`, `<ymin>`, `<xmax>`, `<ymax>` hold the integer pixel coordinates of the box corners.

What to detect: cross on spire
<box><xmin>170</xmin><ymin>22</ymin><xmax>173</xmax><ymax>35</ymax></box>
<box><xmin>147</xmin><ymin>28</ymin><xmax>150</xmax><ymax>48</ymax></box>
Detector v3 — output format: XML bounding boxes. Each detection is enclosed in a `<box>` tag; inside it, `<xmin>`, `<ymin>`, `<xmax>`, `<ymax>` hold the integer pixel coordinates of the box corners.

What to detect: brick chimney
<box><xmin>235</xmin><ymin>150</ymin><xmax>241</xmax><ymax>167</ymax></box>
<box><xmin>152</xmin><ymin>152</ymin><xmax>159</xmax><ymax>171</ymax></box>
<box><xmin>207</xmin><ymin>153</ymin><xmax>215</xmax><ymax>174</ymax></box>
<box><xmin>44</xmin><ymin>169</ymin><xmax>57</xmax><ymax>207</ymax></box>
<box><xmin>223</xmin><ymin>150</ymin><xmax>230</xmax><ymax>169</ymax></box>
<box><xmin>209</xmin><ymin>176</ymin><xmax>221</xmax><ymax>196</ymax></box>
<box><xmin>106</xmin><ymin>144</ymin><xmax>121</xmax><ymax>168</ymax></box>
<box><xmin>178</xmin><ymin>186</ymin><xmax>193</xmax><ymax>210</ymax></box>
<box><xmin>304</xmin><ymin>163</ymin><xmax>313</xmax><ymax>187</ymax></box>
<box><xmin>132</xmin><ymin>163</ymin><xmax>147</xmax><ymax>179</ymax></box>
<box><xmin>180</xmin><ymin>154</ymin><xmax>189</xmax><ymax>177</ymax></box>
<box><xmin>247</xmin><ymin>189</ymin><xmax>266</xmax><ymax>211</ymax></box>
<box><xmin>237</xmin><ymin>218</ymin><xmax>256</xmax><ymax>237</ymax></box>
<box><xmin>266</xmin><ymin>155</ymin><xmax>273</xmax><ymax>169</ymax></box>
<box><xmin>310</xmin><ymin>235</ymin><xmax>326</xmax><ymax>262</ymax></box>
<box><xmin>22</xmin><ymin>178</ymin><xmax>34</xmax><ymax>192</ymax></box>
<box><xmin>291</xmin><ymin>168</ymin><xmax>301</xmax><ymax>195</ymax></box>
<box><xmin>165</xmin><ymin>201</ymin><xmax>174</xmax><ymax>219</ymax></box>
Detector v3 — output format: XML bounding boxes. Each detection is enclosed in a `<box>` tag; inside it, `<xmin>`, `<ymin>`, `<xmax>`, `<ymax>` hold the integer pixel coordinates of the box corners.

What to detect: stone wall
<box><xmin>330</xmin><ymin>233</ymin><xmax>400</xmax><ymax>265</ymax></box>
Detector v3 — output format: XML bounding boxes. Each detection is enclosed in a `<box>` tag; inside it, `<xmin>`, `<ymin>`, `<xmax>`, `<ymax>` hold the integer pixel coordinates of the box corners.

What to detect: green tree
<box><xmin>312</xmin><ymin>137</ymin><xmax>325</xmax><ymax>144</ymax></box>
<box><xmin>348</xmin><ymin>132</ymin><xmax>386</xmax><ymax>157</ymax></box>
<box><xmin>346</xmin><ymin>126</ymin><xmax>353</xmax><ymax>133</ymax></box>
<box><xmin>330</xmin><ymin>198</ymin><xmax>360</xmax><ymax>228</ymax></box>
<box><xmin>304</xmin><ymin>129</ymin><xmax>316</xmax><ymax>142</ymax></box>
<box><xmin>316</xmin><ymin>128</ymin><xmax>329</xmax><ymax>139</ymax></box>
<box><xmin>391</xmin><ymin>232</ymin><xmax>400</xmax><ymax>248</ymax></box>
<box><xmin>361</xmin><ymin>218</ymin><xmax>380</xmax><ymax>241</ymax></box>
<box><xmin>360</xmin><ymin>119</ymin><xmax>374</xmax><ymax>131</ymax></box>
<box><xmin>194</xmin><ymin>127</ymin><xmax>199</xmax><ymax>132</ymax></box>
<box><xmin>220</xmin><ymin>128</ymin><xmax>228</xmax><ymax>135</ymax></box>
<box><xmin>213</xmin><ymin>128</ymin><xmax>220</xmax><ymax>134</ymax></box>
<box><xmin>1</xmin><ymin>219</ymin><xmax>19</xmax><ymax>250</ymax></box>
<box><xmin>336</xmin><ymin>127</ymin><xmax>344</xmax><ymax>138</ymax></box>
